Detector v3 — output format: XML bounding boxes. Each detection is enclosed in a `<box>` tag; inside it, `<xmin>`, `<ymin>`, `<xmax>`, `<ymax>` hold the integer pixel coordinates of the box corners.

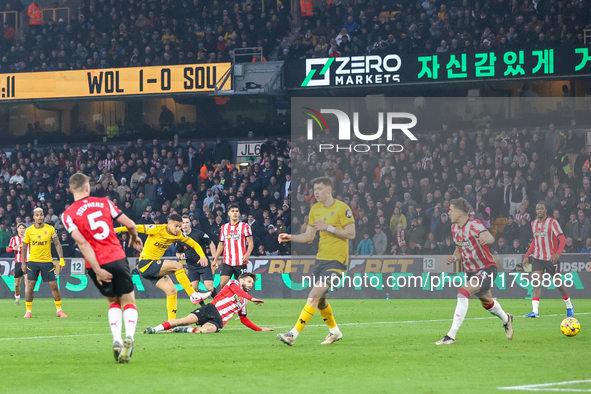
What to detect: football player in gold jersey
<box><xmin>277</xmin><ymin>177</ymin><xmax>355</xmax><ymax>346</ymax></box>
<box><xmin>116</xmin><ymin>214</ymin><xmax>211</xmax><ymax>319</ymax></box>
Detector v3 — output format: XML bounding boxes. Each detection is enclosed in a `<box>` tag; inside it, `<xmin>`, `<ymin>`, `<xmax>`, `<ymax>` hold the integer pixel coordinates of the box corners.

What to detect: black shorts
<box><xmin>220</xmin><ymin>263</ymin><xmax>248</xmax><ymax>279</ymax></box>
<box><xmin>14</xmin><ymin>263</ymin><xmax>24</xmax><ymax>279</ymax></box>
<box><xmin>190</xmin><ymin>303</ymin><xmax>223</xmax><ymax>332</ymax></box>
<box><xmin>137</xmin><ymin>259</ymin><xmax>163</xmax><ymax>285</ymax></box>
<box><xmin>313</xmin><ymin>260</ymin><xmax>347</xmax><ymax>285</ymax></box>
<box><xmin>186</xmin><ymin>261</ymin><xmax>213</xmax><ymax>282</ymax></box>
<box><xmin>466</xmin><ymin>265</ymin><xmax>498</xmax><ymax>295</ymax></box>
<box><xmin>531</xmin><ymin>258</ymin><xmax>559</xmax><ymax>275</ymax></box>
<box><xmin>26</xmin><ymin>261</ymin><xmax>56</xmax><ymax>282</ymax></box>
<box><xmin>88</xmin><ymin>259</ymin><xmax>135</xmax><ymax>298</ymax></box>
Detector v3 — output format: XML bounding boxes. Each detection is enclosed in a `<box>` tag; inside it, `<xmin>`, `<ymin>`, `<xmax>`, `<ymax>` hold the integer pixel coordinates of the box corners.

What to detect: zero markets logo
<box><xmin>301</xmin><ymin>55</ymin><xmax>403</xmax><ymax>87</ymax></box>
<box><xmin>303</xmin><ymin>107</ymin><xmax>418</xmax><ymax>153</ymax></box>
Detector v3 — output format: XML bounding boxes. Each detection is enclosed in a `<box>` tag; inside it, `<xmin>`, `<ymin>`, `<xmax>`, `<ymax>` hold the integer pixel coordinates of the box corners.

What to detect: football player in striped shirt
<box><xmin>436</xmin><ymin>198</ymin><xmax>514</xmax><ymax>345</ymax></box>
<box><xmin>144</xmin><ymin>273</ymin><xmax>273</xmax><ymax>334</ymax></box>
<box><xmin>7</xmin><ymin>223</ymin><xmax>27</xmax><ymax>305</ymax></box>
<box><xmin>523</xmin><ymin>202</ymin><xmax>573</xmax><ymax>318</ymax></box>
<box><xmin>211</xmin><ymin>203</ymin><xmax>253</xmax><ymax>289</ymax></box>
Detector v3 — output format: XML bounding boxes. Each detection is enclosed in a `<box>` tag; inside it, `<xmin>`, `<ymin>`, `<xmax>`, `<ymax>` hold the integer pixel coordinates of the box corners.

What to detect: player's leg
<box><xmin>436</xmin><ymin>287</ymin><xmax>472</xmax><ymax>345</ymax></box>
<box><xmin>14</xmin><ymin>276</ymin><xmax>21</xmax><ymax>304</ymax></box>
<box><xmin>219</xmin><ymin>263</ymin><xmax>234</xmax><ymax>288</ymax></box>
<box><xmin>118</xmin><ymin>292</ymin><xmax>138</xmax><ymax>364</ymax></box>
<box><xmin>105</xmin><ymin>296</ymin><xmax>124</xmax><ymax>360</ymax></box>
<box><xmin>146</xmin><ymin>313</ymin><xmax>199</xmax><ymax>333</ymax></box>
<box><xmin>155</xmin><ymin>275</ymin><xmax>178</xmax><ymax>320</ymax></box>
<box><xmin>317</xmin><ymin>295</ymin><xmax>342</xmax><ymax>345</ymax></box>
<box><xmin>159</xmin><ymin>259</ymin><xmax>210</xmax><ymax>303</ymax></box>
<box><xmin>48</xmin><ymin>271</ymin><xmax>67</xmax><ymax>318</ymax></box>
<box><xmin>24</xmin><ymin>263</ymin><xmax>40</xmax><ymax>318</ymax></box>
<box><xmin>478</xmin><ymin>289</ymin><xmax>513</xmax><ymax>340</ymax></box>
<box><xmin>553</xmin><ymin>272</ymin><xmax>574</xmax><ymax>317</ymax></box>
<box><xmin>277</xmin><ymin>281</ymin><xmax>329</xmax><ymax>346</ymax></box>
<box><xmin>525</xmin><ymin>269</ymin><xmax>544</xmax><ymax>318</ymax></box>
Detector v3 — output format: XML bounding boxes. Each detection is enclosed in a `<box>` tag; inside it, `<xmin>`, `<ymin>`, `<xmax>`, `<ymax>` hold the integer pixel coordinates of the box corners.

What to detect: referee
<box><xmin>22</xmin><ymin>207</ymin><xmax>67</xmax><ymax>318</ymax></box>
<box><xmin>176</xmin><ymin>215</ymin><xmax>217</xmax><ymax>306</ymax></box>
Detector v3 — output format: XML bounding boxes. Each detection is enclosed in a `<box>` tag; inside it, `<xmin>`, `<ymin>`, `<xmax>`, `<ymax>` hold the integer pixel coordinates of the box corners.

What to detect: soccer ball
<box><xmin>560</xmin><ymin>318</ymin><xmax>581</xmax><ymax>337</ymax></box>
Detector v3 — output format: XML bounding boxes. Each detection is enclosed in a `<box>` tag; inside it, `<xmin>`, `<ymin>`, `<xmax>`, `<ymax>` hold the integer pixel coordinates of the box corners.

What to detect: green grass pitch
<box><xmin>1</xmin><ymin>298</ymin><xmax>590</xmax><ymax>393</ymax></box>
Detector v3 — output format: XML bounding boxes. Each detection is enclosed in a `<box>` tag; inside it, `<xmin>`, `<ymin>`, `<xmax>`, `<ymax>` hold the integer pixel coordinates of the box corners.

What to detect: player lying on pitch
<box><xmin>145</xmin><ymin>273</ymin><xmax>273</xmax><ymax>334</ymax></box>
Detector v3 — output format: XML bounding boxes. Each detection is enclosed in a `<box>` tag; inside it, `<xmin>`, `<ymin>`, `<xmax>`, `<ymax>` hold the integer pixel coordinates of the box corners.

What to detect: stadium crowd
<box><xmin>2</xmin><ymin>0</ymin><xmax>591</xmax><ymax>72</ymax></box>
<box><xmin>290</xmin><ymin>123</ymin><xmax>591</xmax><ymax>256</ymax></box>
<box><xmin>0</xmin><ymin>137</ymin><xmax>292</xmax><ymax>258</ymax></box>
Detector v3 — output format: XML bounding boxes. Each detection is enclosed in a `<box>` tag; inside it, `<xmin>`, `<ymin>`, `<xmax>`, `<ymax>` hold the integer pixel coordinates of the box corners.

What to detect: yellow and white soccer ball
<box><xmin>560</xmin><ymin>318</ymin><xmax>581</xmax><ymax>337</ymax></box>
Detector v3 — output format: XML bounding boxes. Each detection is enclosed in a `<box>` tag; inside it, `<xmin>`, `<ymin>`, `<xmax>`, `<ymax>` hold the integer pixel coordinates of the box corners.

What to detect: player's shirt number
<box><xmin>88</xmin><ymin>211</ymin><xmax>109</xmax><ymax>240</ymax></box>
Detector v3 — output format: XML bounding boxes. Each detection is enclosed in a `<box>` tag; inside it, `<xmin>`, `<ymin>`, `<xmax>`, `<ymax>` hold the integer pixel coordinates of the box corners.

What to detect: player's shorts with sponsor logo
<box><xmin>465</xmin><ymin>265</ymin><xmax>498</xmax><ymax>295</ymax></box>
<box><xmin>220</xmin><ymin>263</ymin><xmax>248</xmax><ymax>279</ymax></box>
<box><xmin>313</xmin><ymin>259</ymin><xmax>347</xmax><ymax>285</ymax></box>
<box><xmin>26</xmin><ymin>261</ymin><xmax>56</xmax><ymax>282</ymax></box>
<box><xmin>531</xmin><ymin>258</ymin><xmax>560</xmax><ymax>275</ymax></box>
<box><xmin>137</xmin><ymin>259</ymin><xmax>164</xmax><ymax>284</ymax></box>
<box><xmin>88</xmin><ymin>258</ymin><xmax>134</xmax><ymax>298</ymax></box>
<box><xmin>190</xmin><ymin>303</ymin><xmax>223</xmax><ymax>332</ymax></box>
<box><xmin>14</xmin><ymin>262</ymin><xmax>24</xmax><ymax>279</ymax></box>
<box><xmin>186</xmin><ymin>260</ymin><xmax>213</xmax><ymax>282</ymax></box>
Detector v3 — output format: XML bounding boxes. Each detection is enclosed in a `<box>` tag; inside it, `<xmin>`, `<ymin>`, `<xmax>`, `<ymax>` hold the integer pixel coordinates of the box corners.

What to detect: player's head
<box><xmin>69</xmin><ymin>172</ymin><xmax>90</xmax><ymax>195</ymax></box>
<box><xmin>311</xmin><ymin>177</ymin><xmax>333</xmax><ymax>203</ymax></box>
<box><xmin>181</xmin><ymin>214</ymin><xmax>192</xmax><ymax>232</ymax></box>
<box><xmin>33</xmin><ymin>207</ymin><xmax>44</xmax><ymax>225</ymax></box>
<box><xmin>448</xmin><ymin>198</ymin><xmax>471</xmax><ymax>224</ymax></box>
<box><xmin>227</xmin><ymin>203</ymin><xmax>240</xmax><ymax>222</ymax></box>
<box><xmin>238</xmin><ymin>273</ymin><xmax>257</xmax><ymax>292</ymax></box>
<box><xmin>17</xmin><ymin>223</ymin><xmax>26</xmax><ymax>237</ymax></box>
<box><xmin>166</xmin><ymin>213</ymin><xmax>183</xmax><ymax>235</ymax></box>
<box><xmin>535</xmin><ymin>202</ymin><xmax>547</xmax><ymax>219</ymax></box>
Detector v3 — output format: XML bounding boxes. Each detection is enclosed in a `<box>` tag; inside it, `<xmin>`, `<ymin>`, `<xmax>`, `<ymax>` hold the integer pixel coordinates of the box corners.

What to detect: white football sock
<box><xmin>123</xmin><ymin>305</ymin><xmax>138</xmax><ymax>340</ymax></box>
<box><xmin>447</xmin><ymin>295</ymin><xmax>469</xmax><ymax>339</ymax></box>
<box><xmin>329</xmin><ymin>325</ymin><xmax>340</xmax><ymax>335</ymax></box>
<box><xmin>487</xmin><ymin>300</ymin><xmax>509</xmax><ymax>324</ymax></box>
<box><xmin>564</xmin><ymin>297</ymin><xmax>573</xmax><ymax>309</ymax></box>
<box><xmin>532</xmin><ymin>299</ymin><xmax>540</xmax><ymax>314</ymax></box>
<box><xmin>108</xmin><ymin>305</ymin><xmax>123</xmax><ymax>344</ymax></box>
<box><xmin>289</xmin><ymin>328</ymin><xmax>299</xmax><ymax>339</ymax></box>
<box><xmin>154</xmin><ymin>324</ymin><xmax>164</xmax><ymax>332</ymax></box>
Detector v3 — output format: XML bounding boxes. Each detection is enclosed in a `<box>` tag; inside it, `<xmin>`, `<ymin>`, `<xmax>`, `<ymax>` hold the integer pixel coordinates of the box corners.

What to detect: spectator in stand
<box><xmin>356</xmin><ymin>232</ymin><xmax>374</xmax><ymax>256</ymax></box>
<box><xmin>372</xmin><ymin>224</ymin><xmax>387</xmax><ymax>255</ymax></box>
<box><xmin>581</xmin><ymin>237</ymin><xmax>591</xmax><ymax>253</ymax></box>
<box><xmin>573</xmin><ymin>210</ymin><xmax>591</xmax><ymax>249</ymax></box>
<box><xmin>564</xmin><ymin>237</ymin><xmax>579</xmax><ymax>254</ymax></box>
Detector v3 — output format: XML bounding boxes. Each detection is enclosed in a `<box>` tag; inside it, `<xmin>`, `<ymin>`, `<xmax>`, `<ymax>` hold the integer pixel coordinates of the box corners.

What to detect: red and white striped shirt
<box><xmin>220</xmin><ymin>221</ymin><xmax>252</xmax><ymax>266</ymax></box>
<box><xmin>101</xmin><ymin>158</ymin><xmax>117</xmax><ymax>171</ymax></box>
<box><xmin>514</xmin><ymin>212</ymin><xmax>531</xmax><ymax>222</ymax></box>
<box><xmin>8</xmin><ymin>235</ymin><xmax>26</xmax><ymax>264</ymax></box>
<box><xmin>526</xmin><ymin>217</ymin><xmax>564</xmax><ymax>261</ymax></box>
<box><xmin>452</xmin><ymin>219</ymin><xmax>496</xmax><ymax>272</ymax></box>
<box><xmin>213</xmin><ymin>279</ymin><xmax>249</xmax><ymax>325</ymax></box>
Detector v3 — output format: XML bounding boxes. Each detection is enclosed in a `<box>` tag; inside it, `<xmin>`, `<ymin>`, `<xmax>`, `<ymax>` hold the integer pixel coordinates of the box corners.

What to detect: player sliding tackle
<box><xmin>436</xmin><ymin>198</ymin><xmax>514</xmax><ymax>345</ymax></box>
<box><xmin>116</xmin><ymin>214</ymin><xmax>211</xmax><ymax>320</ymax></box>
<box><xmin>522</xmin><ymin>202</ymin><xmax>574</xmax><ymax>318</ymax></box>
<box><xmin>145</xmin><ymin>273</ymin><xmax>273</xmax><ymax>334</ymax></box>
<box><xmin>276</xmin><ymin>177</ymin><xmax>355</xmax><ymax>346</ymax></box>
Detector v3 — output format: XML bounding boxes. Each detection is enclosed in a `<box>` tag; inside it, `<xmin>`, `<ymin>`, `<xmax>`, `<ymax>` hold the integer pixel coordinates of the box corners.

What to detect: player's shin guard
<box><xmin>319</xmin><ymin>303</ymin><xmax>339</xmax><ymax>334</ymax></box>
<box><xmin>123</xmin><ymin>304</ymin><xmax>138</xmax><ymax>340</ymax></box>
<box><xmin>174</xmin><ymin>269</ymin><xmax>197</xmax><ymax>296</ymax></box>
<box><xmin>447</xmin><ymin>289</ymin><xmax>470</xmax><ymax>340</ymax></box>
<box><xmin>291</xmin><ymin>304</ymin><xmax>316</xmax><ymax>339</ymax></box>
<box><xmin>485</xmin><ymin>300</ymin><xmax>509</xmax><ymax>324</ymax></box>
<box><xmin>166</xmin><ymin>294</ymin><xmax>177</xmax><ymax>320</ymax></box>
<box><xmin>108</xmin><ymin>303</ymin><xmax>123</xmax><ymax>344</ymax></box>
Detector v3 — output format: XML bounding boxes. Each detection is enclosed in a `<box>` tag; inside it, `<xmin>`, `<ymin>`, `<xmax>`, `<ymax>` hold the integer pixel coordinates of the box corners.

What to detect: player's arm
<box><xmin>52</xmin><ymin>234</ymin><xmax>65</xmax><ymax>274</ymax></box>
<box><xmin>69</xmin><ymin>228</ymin><xmax>112</xmax><ymax>284</ymax></box>
<box><xmin>279</xmin><ymin>223</ymin><xmax>316</xmax><ymax>244</ymax></box>
<box><xmin>446</xmin><ymin>246</ymin><xmax>461</xmax><ymax>265</ymax></box>
<box><xmin>115</xmin><ymin>214</ymin><xmax>143</xmax><ymax>251</ymax></box>
<box><xmin>21</xmin><ymin>240</ymin><xmax>28</xmax><ymax>270</ymax></box>
<box><xmin>183</xmin><ymin>236</ymin><xmax>207</xmax><ymax>266</ymax></box>
<box><xmin>238</xmin><ymin>315</ymin><xmax>274</xmax><ymax>331</ymax></box>
<box><xmin>243</xmin><ymin>235</ymin><xmax>254</xmax><ymax>263</ymax></box>
<box><xmin>228</xmin><ymin>281</ymin><xmax>262</xmax><ymax>303</ymax></box>
<box><xmin>523</xmin><ymin>239</ymin><xmax>536</xmax><ymax>266</ymax></box>
<box><xmin>175</xmin><ymin>242</ymin><xmax>186</xmax><ymax>261</ymax></box>
<box><xmin>313</xmin><ymin>221</ymin><xmax>355</xmax><ymax>240</ymax></box>
<box><xmin>550</xmin><ymin>221</ymin><xmax>566</xmax><ymax>264</ymax></box>
<box><xmin>476</xmin><ymin>230</ymin><xmax>495</xmax><ymax>246</ymax></box>
<box><xmin>211</xmin><ymin>240</ymin><xmax>224</xmax><ymax>269</ymax></box>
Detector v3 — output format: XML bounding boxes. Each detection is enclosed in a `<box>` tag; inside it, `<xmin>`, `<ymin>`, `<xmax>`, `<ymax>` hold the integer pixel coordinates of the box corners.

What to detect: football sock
<box><xmin>447</xmin><ymin>293</ymin><xmax>469</xmax><ymax>339</ymax></box>
<box><xmin>108</xmin><ymin>303</ymin><xmax>123</xmax><ymax>344</ymax></box>
<box><xmin>174</xmin><ymin>269</ymin><xmax>196</xmax><ymax>296</ymax></box>
<box><xmin>532</xmin><ymin>297</ymin><xmax>540</xmax><ymax>314</ymax></box>
<box><xmin>319</xmin><ymin>303</ymin><xmax>339</xmax><ymax>334</ymax></box>
<box><xmin>292</xmin><ymin>304</ymin><xmax>316</xmax><ymax>338</ymax></box>
<box><xmin>486</xmin><ymin>300</ymin><xmax>509</xmax><ymax>324</ymax></box>
<box><xmin>563</xmin><ymin>295</ymin><xmax>573</xmax><ymax>309</ymax></box>
<box><xmin>15</xmin><ymin>289</ymin><xmax>19</xmax><ymax>297</ymax></box>
<box><xmin>54</xmin><ymin>300</ymin><xmax>62</xmax><ymax>312</ymax></box>
<box><xmin>199</xmin><ymin>300</ymin><xmax>205</xmax><ymax>307</ymax></box>
<box><xmin>25</xmin><ymin>302</ymin><xmax>32</xmax><ymax>312</ymax></box>
<box><xmin>211</xmin><ymin>287</ymin><xmax>218</xmax><ymax>298</ymax></box>
<box><xmin>123</xmin><ymin>304</ymin><xmax>138</xmax><ymax>340</ymax></box>
<box><xmin>167</xmin><ymin>294</ymin><xmax>177</xmax><ymax>320</ymax></box>
<box><xmin>154</xmin><ymin>321</ymin><xmax>170</xmax><ymax>333</ymax></box>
